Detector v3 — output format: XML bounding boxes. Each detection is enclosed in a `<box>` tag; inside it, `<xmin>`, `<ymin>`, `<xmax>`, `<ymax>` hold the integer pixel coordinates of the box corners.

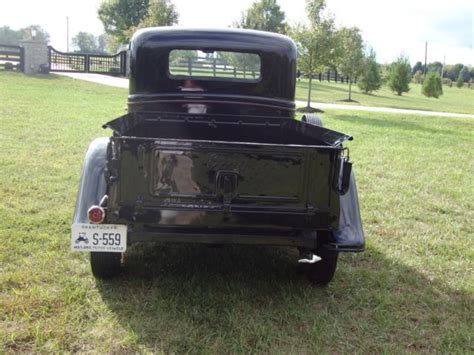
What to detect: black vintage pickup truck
<box><xmin>71</xmin><ymin>28</ymin><xmax>364</xmax><ymax>285</ymax></box>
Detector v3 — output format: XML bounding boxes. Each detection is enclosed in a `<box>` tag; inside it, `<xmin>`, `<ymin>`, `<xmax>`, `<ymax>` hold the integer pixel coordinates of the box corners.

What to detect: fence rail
<box><xmin>0</xmin><ymin>44</ymin><xmax>24</xmax><ymax>72</ymax></box>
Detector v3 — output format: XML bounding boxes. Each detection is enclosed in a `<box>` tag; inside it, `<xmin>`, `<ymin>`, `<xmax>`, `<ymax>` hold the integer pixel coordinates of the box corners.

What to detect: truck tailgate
<box><xmin>107</xmin><ymin>137</ymin><xmax>341</xmax><ymax>230</ymax></box>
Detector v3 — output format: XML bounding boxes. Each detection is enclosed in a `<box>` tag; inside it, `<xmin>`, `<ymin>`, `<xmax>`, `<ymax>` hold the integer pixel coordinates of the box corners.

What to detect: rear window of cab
<box><xmin>169</xmin><ymin>49</ymin><xmax>261</xmax><ymax>81</ymax></box>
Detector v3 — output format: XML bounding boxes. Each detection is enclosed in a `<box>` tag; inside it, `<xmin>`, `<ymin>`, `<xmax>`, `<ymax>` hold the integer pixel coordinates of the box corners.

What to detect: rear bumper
<box><xmin>128</xmin><ymin>230</ymin><xmax>319</xmax><ymax>248</ymax></box>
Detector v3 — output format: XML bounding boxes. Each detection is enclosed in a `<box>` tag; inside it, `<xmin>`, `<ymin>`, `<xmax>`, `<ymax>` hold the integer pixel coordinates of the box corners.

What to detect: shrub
<box><xmin>388</xmin><ymin>55</ymin><xmax>411</xmax><ymax>95</ymax></box>
<box><xmin>456</xmin><ymin>74</ymin><xmax>464</xmax><ymax>88</ymax></box>
<box><xmin>357</xmin><ymin>48</ymin><xmax>382</xmax><ymax>94</ymax></box>
<box><xmin>422</xmin><ymin>71</ymin><xmax>443</xmax><ymax>98</ymax></box>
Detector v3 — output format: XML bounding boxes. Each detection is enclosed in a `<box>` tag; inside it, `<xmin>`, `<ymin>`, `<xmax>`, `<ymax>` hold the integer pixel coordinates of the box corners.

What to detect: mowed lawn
<box><xmin>0</xmin><ymin>72</ymin><xmax>473</xmax><ymax>353</ymax></box>
<box><xmin>295</xmin><ymin>79</ymin><xmax>474</xmax><ymax>115</ymax></box>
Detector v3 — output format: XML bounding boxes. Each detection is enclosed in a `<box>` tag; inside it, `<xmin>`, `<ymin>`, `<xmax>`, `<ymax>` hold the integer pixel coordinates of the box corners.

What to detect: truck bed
<box><xmin>103</xmin><ymin>112</ymin><xmax>352</xmax><ymax>237</ymax></box>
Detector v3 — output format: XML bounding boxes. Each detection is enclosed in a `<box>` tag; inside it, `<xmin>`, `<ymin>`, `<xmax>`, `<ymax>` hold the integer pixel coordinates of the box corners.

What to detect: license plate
<box><xmin>71</xmin><ymin>224</ymin><xmax>127</xmax><ymax>253</ymax></box>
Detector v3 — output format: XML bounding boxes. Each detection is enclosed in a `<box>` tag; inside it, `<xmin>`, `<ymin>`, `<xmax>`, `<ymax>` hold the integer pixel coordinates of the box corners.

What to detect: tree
<box><xmin>235</xmin><ymin>0</ymin><xmax>287</xmax><ymax>33</ymax></box>
<box><xmin>97</xmin><ymin>34</ymin><xmax>108</xmax><ymax>54</ymax></box>
<box><xmin>459</xmin><ymin>66</ymin><xmax>470</xmax><ymax>82</ymax></box>
<box><xmin>126</xmin><ymin>0</ymin><xmax>178</xmax><ymax>38</ymax></box>
<box><xmin>357</xmin><ymin>48</ymin><xmax>382</xmax><ymax>94</ymax></box>
<box><xmin>456</xmin><ymin>73</ymin><xmax>464</xmax><ymax>88</ymax></box>
<box><xmin>98</xmin><ymin>0</ymin><xmax>178</xmax><ymax>43</ymax></box>
<box><xmin>388</xmin><ymin>55</ymin><xmax>411</xmax><ymax>95</ymax></box>
<box><xmin>337</xmin><ymin>27</ymin><xmax>364</xmax><ymax>101</ymax></box>
<box><xmin>72</xmin><ymin>32</ymin><xmax>98</xmax><ymax>53</ymax></box>
<box><xmin>20</xmin><ymin>25</ymin><xmax>50</xmax><ymax>42</ymax></box>
<box><xmin>0</xmin><ymin>25</ymin><xmax>49</xmax><ymax>45</ymax></box>
<box><xmin>444</xmin><ymin>63</ymin><xmax>464</xmax><ymax>81</ymax></box>
<box><xmin>427</xmin><ymin>61</ymin><xmax>442</xmax><ymax>75</ymax></box>
<box><xmin>0</xmin><ymin>26</ymin><xmax>22</xmax><ymax>45</ymax></box>
<box><xmin>293</xmin><ymin>0</ymin><xmax>339</xmax><ymax>110</ymax></box>
<box><xmin>422</xmin><ymin>71</ymin><xmax>443</xmax><ymax>98</ymax></box>
<box><xmin>412</xmin><ymin>61</ymin><xmax>423</xmax><ymax>75</ymax></box>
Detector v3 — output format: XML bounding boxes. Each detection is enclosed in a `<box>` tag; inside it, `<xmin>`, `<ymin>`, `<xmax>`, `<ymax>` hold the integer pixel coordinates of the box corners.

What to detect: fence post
<box><xmin>20</xmin><ymin>46</ymin><xmax>25</xmax><ymax>73</ymax></box>
<box><xmin>85</xmin><ymin>55</ymin><xmax>90</xmax><ymax>73</ymax></box>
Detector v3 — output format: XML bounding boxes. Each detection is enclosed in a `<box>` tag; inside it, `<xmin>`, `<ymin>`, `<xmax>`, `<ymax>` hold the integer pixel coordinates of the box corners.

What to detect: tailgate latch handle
<box><xmin>333</xmin><ymin>149</ymin><xmax>352</xmax><ymax>195</ymax></box>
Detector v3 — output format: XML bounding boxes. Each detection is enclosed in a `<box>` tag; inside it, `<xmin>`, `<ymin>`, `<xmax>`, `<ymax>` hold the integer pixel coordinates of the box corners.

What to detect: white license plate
<box><xmin>71</xmin><ymin>224</ymin><xmax>127</xmax><ymax>253</ymax></box>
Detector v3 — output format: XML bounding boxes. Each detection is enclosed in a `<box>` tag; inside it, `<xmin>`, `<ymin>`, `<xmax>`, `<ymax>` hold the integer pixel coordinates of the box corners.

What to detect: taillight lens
<box><xmin>87</xmin><ymin>205</ymin><xmax>105</xmax><ymax>224</ymax></box>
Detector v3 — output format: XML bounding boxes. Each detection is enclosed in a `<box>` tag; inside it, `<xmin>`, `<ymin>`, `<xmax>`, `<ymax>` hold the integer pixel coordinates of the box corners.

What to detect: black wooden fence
<box><xmin>0</xmin><ymin>44</ymin><xmax>24</xmax><ymax>72</ymax></box>
<box><xmin>48</xmin><ymin>46</ymin><xmax>127</xmax><ymax>76</ymax></box>
<box><xmin>299</xmin><ymin>69</ymin><xmax>356</xmax><ymax>84</ymax></box>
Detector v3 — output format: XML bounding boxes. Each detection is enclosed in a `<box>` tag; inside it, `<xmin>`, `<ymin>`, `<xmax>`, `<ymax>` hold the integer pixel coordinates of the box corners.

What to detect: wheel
<box><xmin>90</xmin><ymin>252</ymin><xmax>122</xmax><ymax>279</ymax></box>
<box><xmin>306</xmin><ymin>246</ymin><xmax>338</xmax><ymax>285</ymax></box>
<box><xmin>301</xmin><ymin>113</ymin><xmax>323</xmax><ymax>127</ymax></box>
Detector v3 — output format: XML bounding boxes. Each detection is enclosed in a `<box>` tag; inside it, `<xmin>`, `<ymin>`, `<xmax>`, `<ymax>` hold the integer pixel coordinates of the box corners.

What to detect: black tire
<box><xmin>301</xmin><ymin>113</ymin><xmax>323</xmax><ymax>127</ymax></box>
<box><xmin>306</xmin><ymin>246</ymin><xmax>338</xmax><ymax>285</ymax></box>
<box><xmin>90</xmin><ymin>252</ymin><xmax>122</xmax><ymax>279</ymax></box>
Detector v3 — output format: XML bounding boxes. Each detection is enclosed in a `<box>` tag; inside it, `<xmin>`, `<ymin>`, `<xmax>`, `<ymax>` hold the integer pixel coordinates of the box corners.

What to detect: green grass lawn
<box><xmin>1</xmin><ymin>72</ymin><xmax>473</xmax><ymax>353</ymax></box>
<box><xmin>295</xmin><ymin>79</ymin><xmax>474</xmax><ymax>115</ymax></box>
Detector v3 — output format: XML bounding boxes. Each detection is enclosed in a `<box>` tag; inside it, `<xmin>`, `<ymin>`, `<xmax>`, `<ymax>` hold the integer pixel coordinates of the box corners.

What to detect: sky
<box><xmin>1</xmin><ymin>0</ymin><xmax>472</xmax><ymax>65</ymax></box>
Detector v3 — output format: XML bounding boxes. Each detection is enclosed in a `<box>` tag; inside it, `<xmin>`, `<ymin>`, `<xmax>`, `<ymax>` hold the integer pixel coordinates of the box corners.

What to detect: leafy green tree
<box><xmin>293</xmin><ymin>0</ymin><xmax>339</xmax><ymax>110</ymax></box>
<box><xmin>444</xmin><ymin>63</ymin><xmax>464</xmax><ymax>81</ymax></box>
<box><xmin>236</xmin><ymin>0</ymin><xmax>287</xmax><ymax>33</ymax></box>
<box><xmin>0</xmin><ymin>25</ymin><xmax>49</xmax><ymax>45</ymax></box>
<box><xmin>98</xmin><ymin>0</ymin><xmax>177</xmax><ymax>43</ymax></box>
<box><xmin>388</xmin><ymin>55</ymin><xmax>411</xmax><ymax>95</ymax></box>
<box><xmin>427</xmin><ymin>61</ymin><xmax>442</xmax><ymax>75</ymax></box>
<box><xmin>412</xmin><ymin>61</ymin><xmax>423</xmax><ymax>75</ymax></box>
<box><xmin>126</xmin><ymin>0</ymin><xmax>178</xmax><ymax>38</ymax></box>
<box><xmin>20</xmin><ymin>25</ymin><xmax>50</xmax><ymax>42</ymax></box>
<box><xmin>422</xmin><ymin>71</ymin><xmax>443</xmax><ymax>98</ymax></box>
<box><xmin>459</xmin><ymin>66</ymin><xmax>470</xmax><ymax>82</ymax></box>
<box><xmin>357</xmin><ymin>48</ymin><xmax>382</xmax><ymax>94</ymax></box>
<box><xmin>456</xmin><ymin>73</ymin><xmax>464</xmax><ymax>88</ymax></box>
<box><xmin>337</xmin><ymin>26</ymin><xmax>364</xmax><ymax>101</ymax></box>
<box><xmin>72</xmin><ymin>32</ymin><xmax>98</xmax><ymax>53</ymax></box>
<box><xmin>97</xmin><ymin>34</ymin><xmax>108</xmax><ymax>54</ymax></box>
<box><xmin>0</xmin><ymin>26</ymin><xmax>22</xmax><ymax>45</ymax></box>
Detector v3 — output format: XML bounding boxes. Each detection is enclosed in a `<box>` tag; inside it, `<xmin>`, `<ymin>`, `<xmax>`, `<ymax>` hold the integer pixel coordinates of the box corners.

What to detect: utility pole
<box><xmin>66</xmin><ymin>16</ymin><xmax>70</xmax><ymax>52</ymax></box>
<box><xmin>423</xmin><ymin>41</ymin><xmax>428</xmax><ymax>78</ymax></box>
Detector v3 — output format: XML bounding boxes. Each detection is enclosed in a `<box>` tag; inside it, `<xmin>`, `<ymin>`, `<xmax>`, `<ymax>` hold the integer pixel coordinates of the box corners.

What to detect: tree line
<box><xmin>1</xmin><ymin>0</ymin><xmax>472</xmax><ymax>103</ymax></box>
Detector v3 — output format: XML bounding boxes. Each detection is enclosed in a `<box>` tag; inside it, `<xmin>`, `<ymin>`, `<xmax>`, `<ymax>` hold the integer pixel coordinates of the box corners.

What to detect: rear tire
<box><xmin>306</xmin><ymin>246</ymin><xmax>338</xmax><ymax>285</ymax></box>
<box><xmin>90</xmin><ymin>252</ymin><xmax>122</xmax><ymax>279</ymax></box>
<box><xmin>301</xmin><ymin>113</ymin><xmax>323</xmax><ymax>127</ymax></box>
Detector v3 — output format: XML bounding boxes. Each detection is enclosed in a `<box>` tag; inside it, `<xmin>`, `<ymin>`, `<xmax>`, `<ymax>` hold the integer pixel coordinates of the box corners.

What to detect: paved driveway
<box><xmin>58</xmin><ymin>73</ymin><xmax>474</xmax><ymax>118</ymax></box>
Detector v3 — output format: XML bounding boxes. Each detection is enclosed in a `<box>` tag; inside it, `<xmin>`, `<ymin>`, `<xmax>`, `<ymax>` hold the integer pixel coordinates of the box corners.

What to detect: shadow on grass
<box><xmin>96</xmin><ymin>243</ymin><xmax>472</xmax><ymax>352</ymax></box>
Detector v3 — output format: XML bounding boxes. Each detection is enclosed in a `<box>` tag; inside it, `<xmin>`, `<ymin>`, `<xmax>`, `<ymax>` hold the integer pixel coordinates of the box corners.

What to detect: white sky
<box><xmin>1</xmin><ymin>0</ymin><xmax>472</xmax><ymax>65</ymax></box>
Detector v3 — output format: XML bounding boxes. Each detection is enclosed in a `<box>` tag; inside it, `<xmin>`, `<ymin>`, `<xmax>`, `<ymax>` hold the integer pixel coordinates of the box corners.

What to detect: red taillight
<box><xmin>87</xmin><ymin>205</ymin><xmax>105</xmax><ymax>224</ymax></box>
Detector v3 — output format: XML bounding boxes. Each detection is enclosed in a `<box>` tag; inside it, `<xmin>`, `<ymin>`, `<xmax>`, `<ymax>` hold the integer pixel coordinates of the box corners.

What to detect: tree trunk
<box><xmin>348</xmin><ymin>79</ymin><xmax>352</xmax><ymax>101</ymax></box>
<box><xmin>307</xmin><ymin>75</ymin><xmax>312</xmax><ymax>108</ymax></box>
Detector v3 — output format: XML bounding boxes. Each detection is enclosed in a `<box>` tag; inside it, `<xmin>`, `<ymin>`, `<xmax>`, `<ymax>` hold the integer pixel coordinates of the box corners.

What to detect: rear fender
<box><xmin>330</xmin><ymin>172</ymin><xmax>365</xmax><ymax>251</ymax></box>
<box><xmin>72</xmin><ymin>138</ymin><xmax>109</xmax><ymax>224</ymax></box>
